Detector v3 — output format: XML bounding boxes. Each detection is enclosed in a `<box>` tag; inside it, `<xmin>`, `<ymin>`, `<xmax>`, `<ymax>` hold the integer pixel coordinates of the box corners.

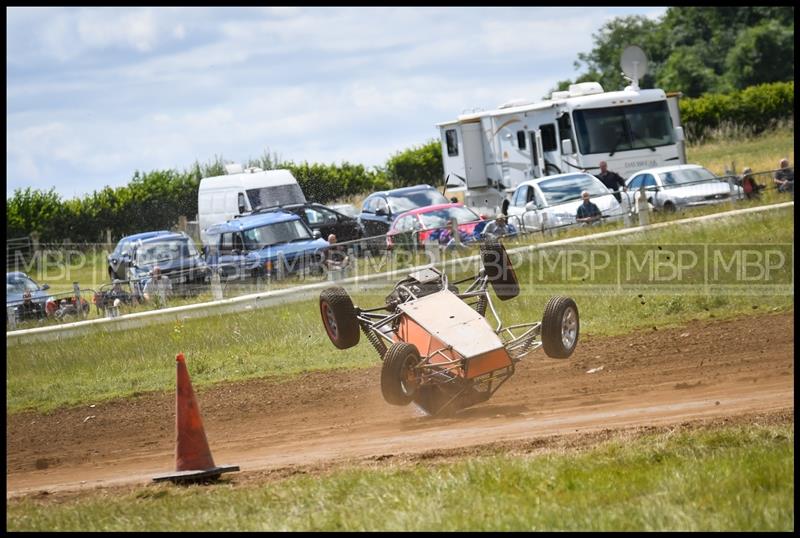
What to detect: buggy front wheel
<box><xmin>541</xmin><ymin>296</ymin><xmax>579</xmax><ymax>359</ymax></box>
<box><xmin>319</xmin><ymin>287</ymin><xmax>360</xmax><ymax>349</ymax></box>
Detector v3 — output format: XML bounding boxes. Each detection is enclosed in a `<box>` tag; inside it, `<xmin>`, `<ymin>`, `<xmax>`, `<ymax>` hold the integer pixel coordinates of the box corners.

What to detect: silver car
<box><xmin>506</xmin><ymin>173</ymin><xmax>624</xmax><ymax>231</ymax></box>
<box><xmin>625</xmin><ymin>164</ymin><xmax>742</xmax><ymax>212</ymax></box>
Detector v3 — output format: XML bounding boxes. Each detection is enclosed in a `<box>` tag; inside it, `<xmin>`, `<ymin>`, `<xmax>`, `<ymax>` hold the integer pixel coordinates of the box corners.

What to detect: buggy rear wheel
<box><xmin>541</xmin><ymin>296</ymin><xmax>579</xmax><ymax>358</ymax></box>
<box><xmin>480</xmin><ymin>240</ymin><xmax>519</xmax><ymax>300</ymax></box>
<box><xmin>319</xmin><ymin>286</ymin><xmax>360</xmax><ymax>349</ymax></box>
<box><xmin>381</xmin><ymin>342</ymin><xmax>420</xmax><ymax>405</ymax></box>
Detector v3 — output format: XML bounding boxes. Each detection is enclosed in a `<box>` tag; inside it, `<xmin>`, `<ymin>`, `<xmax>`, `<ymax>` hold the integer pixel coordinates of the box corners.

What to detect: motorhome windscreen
<box><xmin>661</xmin><ymin>167</ymin><xmax>716</xmax><ymax>186</ymax></box>
<box><xmin>573</xmin><ymin>101</ymin><xmax>675</xmax><ymax>155</ymax></box>
<box><xmin>387</xmin><ymin>190</ymin><xmax>450</xmax><ymax>213</ymax></box>
<box><xmin>247</xmin><ymin>184</ymin><xmax>306</xmax><ymax>211</ymax></box>
<box><xmin>419</xmin><ymin>206</ymin><xmax>480</xmax><ymax>228</ymax></box>
<box><xmin>538</xmin><ymin>174</ymin><xmax>609</xmax><ymax>206</ymax></box>
<box><xmin>242</xmin><ymin>219</ymin><xmax>311</xmax><ymax>249</ymax></box>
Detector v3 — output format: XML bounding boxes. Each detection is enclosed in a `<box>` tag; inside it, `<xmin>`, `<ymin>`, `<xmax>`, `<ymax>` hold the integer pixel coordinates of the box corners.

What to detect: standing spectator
<box><xmin>740</xmin><ymin>167</ymin><xmax>765</xmax><ymax>200</ymax></box>
<box><xmin>576</xmin><ymin>191</ymin><xmax>602</xmax><ymax>224</ymax></box>
<box><xmin>595</xmin><ymin>160</ymin><xmax>626</xmax><ymax>203</ymax></box>
<box><xmin>774</xmin><ymin>158</ymin><xmax>794</xmax><ymax>193</ymax></box>
<box><xmin>324</xmin><ymin>234</ymin><xmax>350</xmax><ymax>271</ymax></box>
<box><xmin>143</xmin><ymin>266</ymin><xmax>172</xmax><ymax>307</ymax></box>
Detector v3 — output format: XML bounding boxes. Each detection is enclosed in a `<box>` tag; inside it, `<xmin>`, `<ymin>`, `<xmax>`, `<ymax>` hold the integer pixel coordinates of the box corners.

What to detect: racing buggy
<box><xmin>319</xmin><ymin>241</ymin><xmax>579</xmax><ymax>416</ymax></box>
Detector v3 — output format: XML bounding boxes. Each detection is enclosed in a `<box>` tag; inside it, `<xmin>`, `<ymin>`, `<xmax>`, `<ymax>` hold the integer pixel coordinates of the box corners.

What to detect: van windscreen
<box><xmin>247</xmin><ymin>184</ymin><xmax>307</xmax><ymax>211</ymax></box>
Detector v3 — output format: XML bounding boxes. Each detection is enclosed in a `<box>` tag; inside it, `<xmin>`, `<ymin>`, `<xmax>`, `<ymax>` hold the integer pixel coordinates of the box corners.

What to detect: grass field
<box><xmin>6</xmin><ymin>206</ymin><xmax>793</xmax><ymax>414</ymax></box>
<box><xmin>6</xmin><ymin>420</ymin><xmax>793</xmax><ymax>531</ymax></box>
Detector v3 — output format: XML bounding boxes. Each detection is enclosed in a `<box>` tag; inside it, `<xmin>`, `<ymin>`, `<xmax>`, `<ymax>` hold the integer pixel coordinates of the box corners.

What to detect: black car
<box><xmin>252</xmin><ymin>202</ymin><xmax>365</xmax><ymax>251</ymax></box>
<box><xmin>358</xmin><ymin>184</ymin><xmax>450</xmax><ymax>244</ymax></box>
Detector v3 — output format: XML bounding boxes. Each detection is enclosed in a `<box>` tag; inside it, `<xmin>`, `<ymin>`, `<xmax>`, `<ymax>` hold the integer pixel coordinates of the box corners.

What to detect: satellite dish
<box><xmin>620</xmin><ymin>45</ymin><xmax>648</xmax><ymax>89</ymax></box>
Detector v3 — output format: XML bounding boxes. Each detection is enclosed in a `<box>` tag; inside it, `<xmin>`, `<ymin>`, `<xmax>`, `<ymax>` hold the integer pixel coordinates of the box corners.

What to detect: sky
<box><xmin>6</xmin><ymin>6</ymin><xmax>668</xmax><ymax>199</ymax></box>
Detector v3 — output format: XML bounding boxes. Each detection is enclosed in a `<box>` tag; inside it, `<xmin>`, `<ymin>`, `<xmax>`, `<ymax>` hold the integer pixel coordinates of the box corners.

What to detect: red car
<box><xmin>386</xmin><ymin>203</ymin><xmax>485</xmax><ymax>250</ymax></box>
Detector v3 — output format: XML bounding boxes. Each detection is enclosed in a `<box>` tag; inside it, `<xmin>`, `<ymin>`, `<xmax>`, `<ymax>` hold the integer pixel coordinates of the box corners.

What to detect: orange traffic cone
<box><xmin>153</xmin><ymin>353</ymin><xmax>239</xmax><ymax>483</ymax></box>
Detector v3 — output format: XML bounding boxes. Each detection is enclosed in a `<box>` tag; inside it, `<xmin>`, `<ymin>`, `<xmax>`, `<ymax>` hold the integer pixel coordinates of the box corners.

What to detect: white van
<box><xmin>198</xmin><ymin>165</ymin><xmax>306</xmax><ymax>245</ymax></box>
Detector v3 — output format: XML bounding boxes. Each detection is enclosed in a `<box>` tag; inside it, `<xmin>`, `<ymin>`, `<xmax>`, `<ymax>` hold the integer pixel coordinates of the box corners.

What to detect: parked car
<box><xmin>625</xmin><ymin>164</ymin><xmax>742</xmax><ymax>212</ymax></box>
<box><xmin>386</xmin><ymin>203</ymin><xmax>485</xmax><ymax>250</ymax></box>
<box><xmin>251</xmin><ymin>202</ymin><xmax>365</xmax><ymax>250</ymax></box>
<box><xmin>6</xmin><ymin>272</ymin><xmax>55</xmax><ymax>323</ymax></box>
<box><xmin>125</xmin><ymin>232</ymin><xmax>211</xmax><ymax>298</ymax></box>
<box><xmin>204</xmin><ymin>211</ymin><xmax>329</xmax><ymax>281</ymax></box>
<box><xmin>358</xmin><ymin>185</ymin><xmax>451</xmax><ymax>252</ymax></box>
<box><xmin>107</xmin><ymin>230</ymin><xmax>172</xmax><ymax>280</ymax></box>
<box><xmin>506</xmin><ymin>173</ymin><xmax>623</xmax><ymax>231</ymax></box>
<box><xmin>329</xmin><ymin>203</ymin><xmax>359</xmax><ymax>219</ymax></box>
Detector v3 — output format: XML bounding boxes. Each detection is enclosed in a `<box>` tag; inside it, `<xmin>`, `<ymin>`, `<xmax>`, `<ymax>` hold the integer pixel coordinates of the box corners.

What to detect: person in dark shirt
<box><xmin>774</xmin><ymin>158</ymin><xmax>794</xmax><ymax>194</ymax></box>
<box><xmin>595</xmin><ymin>160</ymin><xmax>626</xmax><ymax>203</ymax></box>
<box><xmin>19</xmin><ymin>290</ymin><xmax>45</xmax><ymax>321</ymax></box>
<box><xmin>576</xmin><ymin>191</ymin><xmax>602</xmax><ymax>224</ymax></box>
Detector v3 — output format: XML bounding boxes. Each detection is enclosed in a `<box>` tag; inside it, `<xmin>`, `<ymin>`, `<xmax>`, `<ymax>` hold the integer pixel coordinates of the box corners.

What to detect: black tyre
<box><xmin>480</xmin><ymin>240</ymin><xmax>520</xmax><ymax>300</ymax></box>
<box><xmin>319</xmin><ymin>286</ymin><xmax>360</xmax><ymax>349</ymax></box>
<box><xmin>541</xmin><ymin>296</ymin><xmax>579</xmax><ymax>359</ymax></box>
<box><xmin>380</xmin><ymin>342</ymin><xmax>420</xmax><ymax>406</ymax></box>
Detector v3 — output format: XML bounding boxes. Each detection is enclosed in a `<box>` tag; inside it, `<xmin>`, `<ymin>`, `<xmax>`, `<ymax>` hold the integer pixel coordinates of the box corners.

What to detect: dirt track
<box><xmin>6</xmin><ymin>311</ymin><xmax>794</xmax><ymax>498</ymax></box>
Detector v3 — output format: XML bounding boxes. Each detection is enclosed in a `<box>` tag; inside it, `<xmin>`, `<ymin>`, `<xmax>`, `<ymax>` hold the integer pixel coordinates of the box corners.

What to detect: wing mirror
<box><xmin>375</xmin><ymin>207</ymin><xmax>387</xmax><ymax>217</ymax></box>
<box><xmin>313</xmin><ymin>230</ymin><xmax>323</xmax><ymax>239</ymax></box>
<box><xmin>41</xmin><ymin>283</ymin><xmax>50</xmax><ymax>290</ymax></box>
<box><xmin>674</xmin><ymin>126</ymin><xmax>685</xmax><ymax>142</ymax></box>
<box><xmin>525</xmin><ymin>201</ymin><xmax>538</xmax><ymax>211</ymax></box>
<box><xmin>561</xmin><ymin>139</ymin><xmax>574</xmax><ymax>155</ymax></box>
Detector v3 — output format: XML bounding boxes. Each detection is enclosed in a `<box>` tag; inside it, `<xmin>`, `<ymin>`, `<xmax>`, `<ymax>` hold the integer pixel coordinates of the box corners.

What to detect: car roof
<box><xmin>515</xmin><ymin>172</ymin><xmax>600</xmax><ymax>189</ymax></box>
<box><xmin>367</xmin><ymin>184</ymin><xmax>437</xmax><ymax>197</ymax></box>
<box><xmin>205</xmin><ymin>210</ymin><xmax>301</xmax><ymax>235</ymax></box>
<box><xmin>137</xmin><ymin>232</ymin><xmax>190</xmax><ymax>245</ymax></box>
<box><xmin>396</xmin><ymin>202</ymin><xmax>469</xmax><ymax>217</ymax></box>
<box><xmin>6</xmin><ymin>271</ymin><xmax>32</xmax><ymax>280</ymax></box>
<box><xmin>629</xmin><ymin>164</ymin><xmax>706</xmax><ymax>176</ymax></box>
<box><xmin>119</xmin><ymin>230</ymin><xmax>172</xmax><ymax>243</ymax></box>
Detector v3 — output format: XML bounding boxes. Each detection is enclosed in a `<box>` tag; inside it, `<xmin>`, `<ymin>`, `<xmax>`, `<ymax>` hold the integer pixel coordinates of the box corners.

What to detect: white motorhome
<box><xmin>437</xmin><ymin>81</ymin><xmax>686</xmax><ymax>216</ymax></box>
<box><xmin>198</xmin><ymin>165</ymin><xmax>306</xmax><ymax>245</ymax></box>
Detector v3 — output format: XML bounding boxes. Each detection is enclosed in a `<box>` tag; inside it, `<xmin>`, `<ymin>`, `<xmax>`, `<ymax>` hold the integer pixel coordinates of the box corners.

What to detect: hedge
<box><xmin>679</xmin><ymin>81</ymin><xmax>794</xmax><ymax>141</ymax></box>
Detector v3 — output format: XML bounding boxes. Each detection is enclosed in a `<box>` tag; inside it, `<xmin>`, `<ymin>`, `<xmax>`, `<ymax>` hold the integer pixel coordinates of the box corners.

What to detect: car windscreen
<box><xmin>418</xmin><ymin>206</ymin><xmax>480</xmax><ymax>229</ymax></box>
<box><xmin>242</xmin><ymin>219</ymin><xmax>312</xmax><ymax>249</ymax></box>
<box><xmin>246</xmin><ymin>184</ymin><xmax>307</xmax><ymax>211</ymax></box>
<box><xmin>538</xmin><ymin>174</ymin><xmax>609</xmax><ymax>206</ymax></box>
<box><xmin>387</xmin><ymin>190</ymin><xmax>450</xmax><ymax>214</ymax></box>
<box><xmin>661</xmin><ymin>168</ymin><xmax>716</xmax><ymax>186</ymax></box>
<box><xmin>573</xmin><ymin>100</ymin><xmax>675</xmax><ymax>155</ymax></box>
<box><xmin>135</xmin><ymin>240</ymin><xmax>197</xmax><ymax>266</ymax></box>
<box><xmin>6</xmin><ymin>276</ymin><xmax>39</xmax><ymax>295</ymax></box>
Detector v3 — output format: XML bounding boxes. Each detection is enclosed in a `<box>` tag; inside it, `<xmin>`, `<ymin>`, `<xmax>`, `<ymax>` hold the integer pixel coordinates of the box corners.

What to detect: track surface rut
<box><xmin>6</xmin><ymin>312</ymin><xmax>794</xmax><ymax>497</ymax></box>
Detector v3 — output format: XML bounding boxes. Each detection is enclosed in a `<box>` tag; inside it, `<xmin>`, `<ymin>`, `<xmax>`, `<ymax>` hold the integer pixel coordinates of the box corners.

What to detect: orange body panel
<box><xmin>396</xmin><ymin>314</ymin><xmax>512</xmax><ymax>379</ymax></box>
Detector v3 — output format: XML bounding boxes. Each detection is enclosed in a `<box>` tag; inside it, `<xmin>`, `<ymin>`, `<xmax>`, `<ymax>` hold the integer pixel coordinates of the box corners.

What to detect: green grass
<box><xmin>6</xmin><ymin>206</ymin><xmax>793</xmax><ymax>414</ymax></box>
<box><xmin>6</xmin><ymin>421</ymin><xmax>793</xmax><ymax>531</ymax></box>
<box><xmin>687</xmin><ymin>124</ymin><xmax>794</xmax><ymax>177</ymax></box>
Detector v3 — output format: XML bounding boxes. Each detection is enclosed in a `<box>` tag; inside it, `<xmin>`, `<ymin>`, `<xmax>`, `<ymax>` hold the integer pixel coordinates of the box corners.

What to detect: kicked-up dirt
<box><xmin>6</xmin><ymin>311</ymin><xmax>794</xmax><ymax>498</ymax></box>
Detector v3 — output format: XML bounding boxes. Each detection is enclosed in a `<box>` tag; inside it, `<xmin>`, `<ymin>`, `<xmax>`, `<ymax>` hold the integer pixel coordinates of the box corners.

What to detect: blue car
<box><xmin>204</xmin><ymin>211</ymin><xmax>329</xmax><ymax>280</ymax></box>
<box><xmin>125</xmin><ymin>232</ymin><xmax>211</xmax><ymax>297</ymax></box>
<box><xmin>108</xmin><ymin>230</ymin><xmax>172</xmax><ymax>280</ymax></box>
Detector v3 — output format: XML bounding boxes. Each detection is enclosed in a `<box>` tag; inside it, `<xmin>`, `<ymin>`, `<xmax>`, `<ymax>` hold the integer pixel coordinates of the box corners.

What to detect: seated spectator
<box><xmin>142</xmin><ymin>266</ymin><xmax>172</xmax><ymax>307</ymax></box>
<box><xmin>576</xmin><ymin>190</ymin><xmax>602</xmax><ymax>224</ymax></box>
<box><xmin>482</xmin><ymin>215</ymin><xmax>512</xmax><ymax>240</ymax></box>
<box><xmin>774</xmin><ymin>158</ymin><xmax>794</xmax><ymax>193</ymax></box>
<box><xmin>740</xmin><ymin>167</ymin><xmax>765</xmax><ymax>200</ymax></box>
<box><xmin>19</xmin><ymin>290</ymin><xmax>45</xmax><ymax>321</ymax></box>
<box><xmin>324</xmin><ymin>234</ymin><xmax>350</xmax><ymax>271</ymax></box>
